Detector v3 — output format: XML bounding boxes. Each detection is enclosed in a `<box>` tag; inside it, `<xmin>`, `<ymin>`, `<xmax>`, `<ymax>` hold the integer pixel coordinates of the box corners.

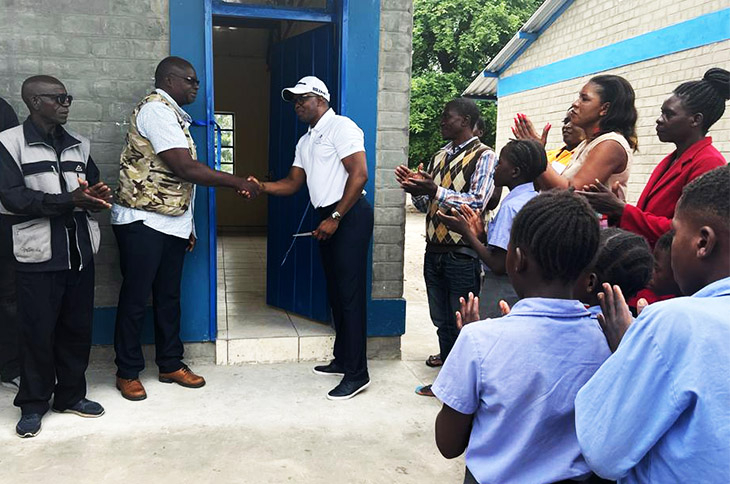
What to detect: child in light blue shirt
<box><xmin>433</xmin><ymin>190</ymin><xmax>610</xmax><ymax>484</ymax></box>
<box><xmin>439</xmin><ymin>139</ymin><xmax>546</xmax><ymax>318</ymax></box>
<box><xmin>576</xmin><ymin>165</ymin><xmax>730</xmax><ymax>483</ymax></box>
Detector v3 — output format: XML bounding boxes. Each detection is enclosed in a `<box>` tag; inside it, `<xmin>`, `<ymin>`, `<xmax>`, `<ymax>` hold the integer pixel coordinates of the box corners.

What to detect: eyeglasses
<box><xmin>169</xmin><ymin>73</ymin><xmax>201</xmax><ymax>87</ymax></box>
<box><xmin>36</xmin><ymin>94</ymin><xmax>73</xmax><ymax>105</ymax></box>
<box><xmin>293</xmin><ymin>94</ymin><xmax>318</xmax><ymax>105</ymax></box>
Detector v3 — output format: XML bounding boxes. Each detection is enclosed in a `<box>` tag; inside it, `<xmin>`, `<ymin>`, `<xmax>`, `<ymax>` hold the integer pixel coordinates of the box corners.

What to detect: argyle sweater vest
<box><xmin>425</xmin><ymin>139</ymin><xmax>487</xmax><ymax>247</ymax></box>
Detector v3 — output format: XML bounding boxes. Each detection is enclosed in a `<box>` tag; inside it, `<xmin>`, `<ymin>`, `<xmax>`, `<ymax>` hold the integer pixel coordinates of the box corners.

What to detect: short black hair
<box><xmin>445</xmin><ymin>98</ymin><xmax>480</xmax><ymax>129</ymax></box>
<box><xmin>510</xmin><ymin>190</ymin><xmax>600</xmax><ymax>283</ymax></box>
<box><xmin>20</xmin><ymin>75</ymin><xmax>64</xmax><ymax>107</ymax></box>
<box><xmin>499</xmin><ymin>139</ymin><xmax>547</xmax><ymax>182</ymax></box>
<box><xmin>594</xmin><ymin>228</ymin><xmax>653</xmax><ymax>299</ymax></box>
<box><xmin>655</xmin><ymin>230</ymin><xmax>674</xmax><ymax>252</ymax></box>
<box><xmin>677</xmin><ymin>165</ymin><xmax>730</xmax><ymax>229</ymax></box>
<box><xmin>589</xmin><ymin>74</ymin><xmax>638</xmax><ymax>150</ymax></box>
<box><xmin>674</xmin><ymin>68</ymin><xmax>729</xmax><ymax>134</ymax></box>
<box><xmin>155</xmin><ymin>56</ymin><xmax>194</xmax><ymax>87</ymax></box>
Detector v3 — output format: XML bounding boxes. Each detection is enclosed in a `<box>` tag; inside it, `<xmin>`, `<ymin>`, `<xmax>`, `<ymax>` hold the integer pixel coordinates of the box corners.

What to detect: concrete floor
<box><xmin>0</xmin><ymin>211</ymin><xmax>457</xmax><ymax>483</ymax></box>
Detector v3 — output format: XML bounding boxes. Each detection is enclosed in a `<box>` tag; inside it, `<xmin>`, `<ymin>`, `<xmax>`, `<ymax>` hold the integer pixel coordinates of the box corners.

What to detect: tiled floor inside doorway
<box><xmin>215</xmin><ymin>234</ymin><xmax>335</xmax><ymax>364</ymax></box>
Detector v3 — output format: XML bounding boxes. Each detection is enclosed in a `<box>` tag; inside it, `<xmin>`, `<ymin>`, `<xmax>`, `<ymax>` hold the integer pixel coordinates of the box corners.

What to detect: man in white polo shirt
<box><xmin>248</xmin><ymin>76</ymin><xmax>373</xmax><ymax>400</ymax></box>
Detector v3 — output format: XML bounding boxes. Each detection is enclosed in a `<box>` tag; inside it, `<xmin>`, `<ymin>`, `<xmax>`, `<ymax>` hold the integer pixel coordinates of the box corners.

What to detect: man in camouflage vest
<box><xmin>111</xmin><ymin>57</ymin><xmax>259</xmax><ymax>401</ymax></box>
<box><xmin>395</xmin><ymin>98</ymin><xmax>497</xmax><ymax>397</ymax></box>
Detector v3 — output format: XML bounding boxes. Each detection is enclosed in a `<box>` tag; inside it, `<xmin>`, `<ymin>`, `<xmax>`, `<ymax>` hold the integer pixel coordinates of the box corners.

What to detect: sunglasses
<box><xmin>36</xmin><ymin>93</ymin><xmax>73</xmax><ymax>105</ymax></box>
<box><xmin>293</xmin><ymin>94</ymin><xmax>318</xmax><ymax>105</ymax></box>
<box><xmin>169</xmin><ymin>73</ymin><xmax>201</xmax><ymax>86</ymax></box>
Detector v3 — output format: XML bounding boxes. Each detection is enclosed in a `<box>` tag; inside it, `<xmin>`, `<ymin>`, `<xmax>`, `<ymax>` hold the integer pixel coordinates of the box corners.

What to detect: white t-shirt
<box><xmin>111</xmin><ymin>88</ymin><xmax>196</xmax><ymax>239</ymax></box>
<box><xmin>292</xmin><ymin>108</ymin><xmax>365</xmax><ymax>208</ymax></box>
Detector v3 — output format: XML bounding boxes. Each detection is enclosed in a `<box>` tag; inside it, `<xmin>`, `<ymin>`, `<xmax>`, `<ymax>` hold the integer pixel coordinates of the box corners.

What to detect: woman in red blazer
<box><xmin>579</xmin><ymin>68</ymin><xmax>728</xmax><ymax>247</ymax></box>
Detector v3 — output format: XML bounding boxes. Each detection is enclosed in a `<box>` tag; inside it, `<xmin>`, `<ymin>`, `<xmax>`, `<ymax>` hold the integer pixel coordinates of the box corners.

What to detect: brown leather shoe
<box><xmin>116</xmin><ymin>377</ymin><xmax>147</xmax><ymax>401</ymax></box>
<box><xmin>159</xmin><ymin>364</ymin><xmax>205</xmax><ymax>388</ymax></box>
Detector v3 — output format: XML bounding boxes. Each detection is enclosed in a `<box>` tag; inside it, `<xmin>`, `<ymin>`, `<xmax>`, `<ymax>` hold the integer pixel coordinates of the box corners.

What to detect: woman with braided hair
<box><xmin>578</xmin><ymin>68</ymin><xmax>728</xmax><ymax>247</ymax></box>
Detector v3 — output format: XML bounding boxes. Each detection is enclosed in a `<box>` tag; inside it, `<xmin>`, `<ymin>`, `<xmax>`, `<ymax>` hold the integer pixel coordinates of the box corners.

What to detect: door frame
<box><xmin>170</xmin><ymin>0</ymin><xmax>386</xmax><ymax>340</ymax></box>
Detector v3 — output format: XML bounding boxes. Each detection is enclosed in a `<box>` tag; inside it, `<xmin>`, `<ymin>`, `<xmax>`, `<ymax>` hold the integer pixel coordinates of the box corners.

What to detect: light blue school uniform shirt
<box><xmin>486</xmin><ymin>182</ymin><xmax>537</xmax><ymax>252</ymax></box>
<box><xmin>432</xmin><ymin>298</ymin><xmax>611</xmax><ymax>484</ymax></box>
<box><xmin>575</xmin><ymin>276</ymin><xmax>730</xmax><ymax>483</ymax></box>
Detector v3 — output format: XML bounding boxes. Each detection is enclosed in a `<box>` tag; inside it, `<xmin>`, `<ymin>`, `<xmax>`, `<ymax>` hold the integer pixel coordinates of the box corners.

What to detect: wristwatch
<box><xmin>330</xmin><ymin>211</ymin><xmax>342</xmax><ymax>221</ymax></box>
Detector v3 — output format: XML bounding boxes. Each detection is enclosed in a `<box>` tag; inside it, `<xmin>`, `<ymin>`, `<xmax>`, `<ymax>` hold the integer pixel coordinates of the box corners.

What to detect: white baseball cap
<box><xmin>281</xmin><ymin>76</ymin><xmax>330</xmax><ymax>102</ymax></box>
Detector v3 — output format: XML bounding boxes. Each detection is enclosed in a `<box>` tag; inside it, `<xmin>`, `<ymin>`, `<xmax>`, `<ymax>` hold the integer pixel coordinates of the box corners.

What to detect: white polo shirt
<box><xmin>292</xmin><ymin>108</ymin><xmax>365</xmax><ymax>208</ymax></box>
<box><xmin>111</xmin><ymin>88</ymin><xmax>195</xmax><ymax>239</ymax></box>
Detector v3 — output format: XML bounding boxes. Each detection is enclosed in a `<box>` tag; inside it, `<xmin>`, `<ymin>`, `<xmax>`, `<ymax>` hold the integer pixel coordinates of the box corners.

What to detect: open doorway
<box><xmin>212</xmin><ymin>18</ymin><xmax>336</xmax><ymax>359</ymax></box>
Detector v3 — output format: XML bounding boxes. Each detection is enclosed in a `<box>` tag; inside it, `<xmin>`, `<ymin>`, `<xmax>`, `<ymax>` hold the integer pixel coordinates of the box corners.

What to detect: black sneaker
<box><xmin>312</xmin><ymin>361</ymin><xmax>345</xmax><ymax>376</ymax></box>
<box><xmin>16</xmin><ymin>414</ymin><xmax>42</xmax><ymax>438</ymax></box>
<box><xmin>53</xmin><ymin>398</ymin><xmax>105</xmax><ymax>418</ymax></box>
<box><xmin>327</xmin><ymin>378</ymin><xmax>370</xmax><ymax>400</ymax></box>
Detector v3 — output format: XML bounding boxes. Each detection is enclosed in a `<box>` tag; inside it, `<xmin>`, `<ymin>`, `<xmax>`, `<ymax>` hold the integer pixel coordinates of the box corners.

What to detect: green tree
<box><xmin>409</xmin><ymin>0</ymin><xmax>541</xmax><ymax>166</ymax></box>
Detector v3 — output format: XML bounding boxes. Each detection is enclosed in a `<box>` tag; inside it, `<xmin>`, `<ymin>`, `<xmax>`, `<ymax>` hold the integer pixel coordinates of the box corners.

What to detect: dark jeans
<box><xmin>113</xmin><ymin>222</ymin><xmax>188</xmax><ymax>379</ymax></box>
<box><xmin>0</xmin><ymin>254</ymin><xmax>19</xmax><ymax>382</ymax></box>
<box><xmin>14</xmin><ymin>264</ymin><xmax>94</xmax><ymax>415</ymax></box>
<box><xmin>317</xmin><ymin>197</ymin><xmax>373</xmax><ymax>382</ymax></box>
<box><xmin>424</xmin><ymin>250</ymin><xmax>481</xmax><ymax>362</ymax></box>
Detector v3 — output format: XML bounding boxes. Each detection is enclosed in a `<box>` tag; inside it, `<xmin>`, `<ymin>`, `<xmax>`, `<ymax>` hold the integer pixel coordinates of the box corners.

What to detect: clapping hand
<box><xmin>437</xmin><ymin>205</ymin><xmax>484</xmax><ymax>241</ymax></box>
<box><xmin>396</xmin><ymin>163</ymin><xmax>437</xmax><ymax>197</ymax></box>
<box><xmin>455</xmin><ymin>292</ymin><xmax>480</xmax><ymax>330</ymax></box>
<box><xmin>73</xmin><ymin>178</ymin><xmax>112</xmax><ymax>210</ymax></box>
<box><xmin>80</xmin><ymin>178</ymin><xmax>113</xmax><ymax>205</ymax></box>
<box><xmin>512</xmin><ymin>113</ymin><xmax>550</xmax><ymax>146</ymax></box>
<box><xmin>395</xmin><ymin>163</ymin><xmax>424</xmax><ymax>185</ymax></box>
<box><xmin>576</xmin><ymin>179</ymin><xmax>626</xmax><ymax>217</ymax></box>
<box><xmin>596</xmin><ymin>283</ymin><xmax>634</xmax><ymax>352</ymax></box>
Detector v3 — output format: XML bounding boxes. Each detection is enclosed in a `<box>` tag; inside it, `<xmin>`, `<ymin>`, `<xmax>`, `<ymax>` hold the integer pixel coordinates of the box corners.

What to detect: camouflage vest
<box><xmin>425</xmin><ymin>139</ymin><xmax>488</xmax><ymax>246</ymax></box>
<box><xmin>115</xmin><ymin>92</ymin><xmax>195</xmax><ymax>216</ymax></box>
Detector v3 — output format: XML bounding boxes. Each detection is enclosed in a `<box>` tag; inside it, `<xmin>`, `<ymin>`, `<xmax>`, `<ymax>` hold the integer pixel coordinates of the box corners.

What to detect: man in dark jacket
<box><xmin>0</xmin><ymin>96</ymin><xmax>20</xmax><ymax>393</ymax></box>
<box><xmin>0</xmin><ymin>76</ymin><xmax>112</xmax><ymax>438</ymax></box>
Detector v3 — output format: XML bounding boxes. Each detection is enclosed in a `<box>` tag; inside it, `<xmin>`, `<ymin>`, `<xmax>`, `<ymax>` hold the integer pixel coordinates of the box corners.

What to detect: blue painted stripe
<box><xmin>498</xmin><ymin>9</ymin><xmax>730</xmax><ymax>97</ymax></box>
<box><xmin>211</xmin><ymin>0</ymin><xmax>334</xmax><ymax>23</ymax></box>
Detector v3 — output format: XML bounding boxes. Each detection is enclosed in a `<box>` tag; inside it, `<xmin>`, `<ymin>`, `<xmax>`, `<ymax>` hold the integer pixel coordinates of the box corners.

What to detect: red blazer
<box><xmin>619</xmin><ymin>137</ymin><xmax>726</xmax><ymax>247</ymax></box>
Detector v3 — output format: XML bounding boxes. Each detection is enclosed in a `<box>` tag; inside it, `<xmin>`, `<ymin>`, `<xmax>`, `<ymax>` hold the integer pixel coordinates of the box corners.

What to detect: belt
<box><xmin>426</xmin><ymin>244</ymin><xmax>478</xmax><ymax>259</ymax></box>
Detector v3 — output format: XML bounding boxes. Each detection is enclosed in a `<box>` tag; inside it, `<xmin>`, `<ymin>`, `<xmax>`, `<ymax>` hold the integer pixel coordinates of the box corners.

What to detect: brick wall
<box><xmin>0</xmin><ymin>0</ymin><xmax>169</xmax><ymax>306</ymax></box>
<box><xmin>495</xmin><ymin>2</ymin><xmax>729</xmax><ymax>204</ymax></box>
<box><xmin>507</xmin><ymin>0</ymin><xmax>727</xmax><ymax>75</ymax></box>
<box><xmin>372</xmin><ymin>0</ymin><xmax>412</xmax><ymax>299</ymax></box>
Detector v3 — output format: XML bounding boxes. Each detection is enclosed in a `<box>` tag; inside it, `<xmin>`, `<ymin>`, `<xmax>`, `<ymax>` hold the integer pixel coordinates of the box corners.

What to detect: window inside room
<box><xmin>215</xmin><ymin>112</ymin><xmax>235</xmax><ymax>174</ymax></box>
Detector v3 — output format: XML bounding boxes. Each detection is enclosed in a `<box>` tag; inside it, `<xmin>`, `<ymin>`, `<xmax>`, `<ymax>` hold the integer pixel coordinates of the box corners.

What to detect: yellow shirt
<box><xmin>546</xmin><ymin>146</ymin><xmax>574</xmax><ymax>174</ymax></box>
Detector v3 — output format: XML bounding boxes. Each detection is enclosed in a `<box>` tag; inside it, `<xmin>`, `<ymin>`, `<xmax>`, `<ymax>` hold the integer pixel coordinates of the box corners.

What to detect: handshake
<box><xmin>235</xmin><ymin>175</ymin><xmax>265</xmax><ymax>199</ymax></box>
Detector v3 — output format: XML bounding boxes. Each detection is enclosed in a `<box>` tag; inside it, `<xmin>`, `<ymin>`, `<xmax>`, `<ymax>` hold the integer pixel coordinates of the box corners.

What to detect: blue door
<box><xmin>267</xmin><ymin>25</ymin><xmax>337</xmax><ymax>322</ymax></box>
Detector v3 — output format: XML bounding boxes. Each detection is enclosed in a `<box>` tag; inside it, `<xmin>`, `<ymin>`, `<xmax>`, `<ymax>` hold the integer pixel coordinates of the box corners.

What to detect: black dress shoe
<box><xmin>327</xmin><ymin>378</ymin><xmax>370</xmax><ymax>400</ymax></box>
<box><xmin>312</xmin><ymin>361</ymin><xmax>345</xmax><ymax>376</ymax></box>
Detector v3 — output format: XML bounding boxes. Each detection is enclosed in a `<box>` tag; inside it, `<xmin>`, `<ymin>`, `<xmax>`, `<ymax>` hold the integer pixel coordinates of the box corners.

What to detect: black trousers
<box><xmin>0</xmin><ymin>253</ymin><xmax>20</xmax><ymax>382</ymax></box>
<box><xmin>317</xmin><ymin>197</ymin><xmax>373</xmax><ymax>382</ymax></box>
<box><xmin>113</xmin><ymin>221</ymin><xmax>187</xmax><ymax>379</ymax></box>
<box><xmin>13</xmin><ymin>264</ymin><xmax>94</xmax><ymax>415</ymax></box>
